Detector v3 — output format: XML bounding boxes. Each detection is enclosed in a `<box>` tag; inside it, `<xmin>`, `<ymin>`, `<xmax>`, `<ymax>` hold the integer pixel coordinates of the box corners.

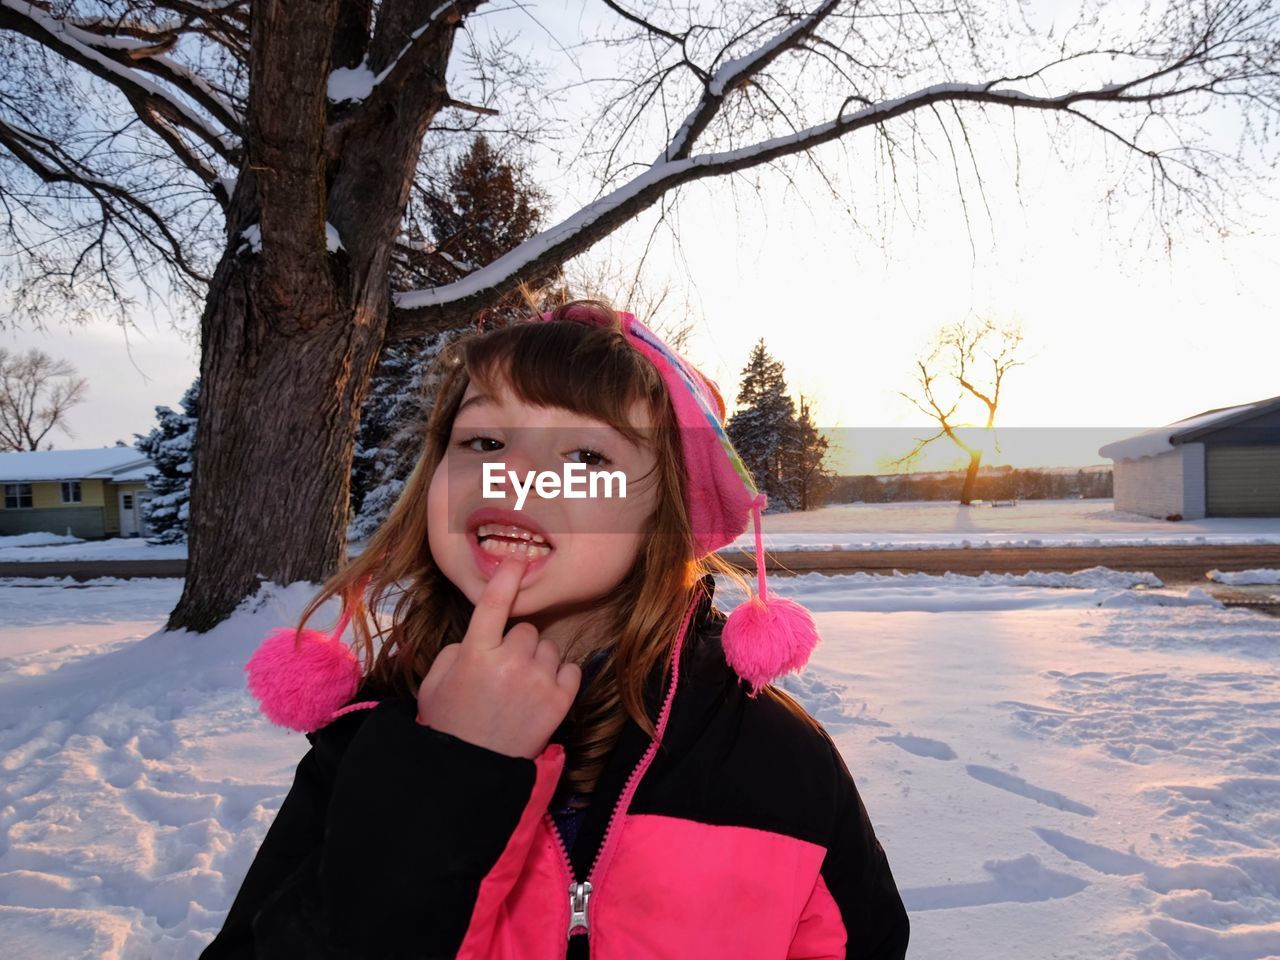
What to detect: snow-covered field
<box><xmin>0</xmin><ymin>536</ymin><xmax>186</xmax><ymax>563</ymax></box>
<box><xmin>1</xmin><ymin>564</ymin><xmax>1277</xmax><ymax>959</ymax></box>
<box><xmin>742</xmin><ymin>499</ymin><xmax>1280</xmax><ymax>551</ymax></box>
<box><xmin>5</xmin><ymin>499</ymin><xmax>1280</xmax><ymax>563</ymax></box>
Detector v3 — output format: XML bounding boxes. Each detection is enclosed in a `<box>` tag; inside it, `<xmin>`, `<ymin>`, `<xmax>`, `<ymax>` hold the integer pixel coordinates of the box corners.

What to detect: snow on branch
<box><xmin>389</xmin><ymin>50</ymin><xmax>1272</xmax><ymax>336</ymax></box>
<box><xmin>331</xmin><ymin>0</ymin><xmax>473</xmax><ymax>105</ymax></box>
<box><xmin>662</xmin><ymin>0</ymin><xmax>840</xmax><ymax>163</ymax></box>
<box><xmin>0</xmin><ymin>0</ymin><xmax>241</xmax><ymax>159</ymax></box>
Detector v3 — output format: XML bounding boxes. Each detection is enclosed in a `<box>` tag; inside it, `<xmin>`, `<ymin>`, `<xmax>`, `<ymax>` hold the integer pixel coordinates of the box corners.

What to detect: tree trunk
<box><xmin>160</xmin><ymin>0</ymin><xmax>476</xmax><ymax>632</ymax></box>
<box><xmin>166</xmin><ymin>242</ymin><xmax>388</xmax><ymax>632</ymax></box>
<box><xmin>959</xmin><ymin>451</ymin><xmax>983</xmax><ymax>505</ymax></box>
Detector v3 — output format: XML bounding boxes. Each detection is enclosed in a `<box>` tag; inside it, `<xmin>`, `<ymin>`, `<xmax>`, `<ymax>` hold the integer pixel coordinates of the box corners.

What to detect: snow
<box><xmin>0</xmin><ymin>538</ymin><xmax>186</xmax><ymax>563</ymax></box>
<box><xmin>707</xmin><ymin>1</ymin><xmax>837</xmax><ymax>98</ymax></box>
<box><xmin>327</xmin><ymin>5</ymin><xmax>455</xmax><ymax>104</ymax></box>
<box><xmin>0</xmin><ymin>448</ymin><xmax>153</xmax><ymax>483</ymax></box>
<box><xmin>236</xmin><ymin>224</ymin><xmax>261</xmax><ymax>255</ymax></box>
<box><xmin>4</xmin><ymin>500</ymin><xmax>1277</xmax><ymax>565</ymax></box>
<box><xmin>0</xmin><ymin>533</ymin><xmax>82</xmax><ymax>550</ymax></box>
<box><xmin>1208</xmin><ymin>568</ymin><xmax>1280</xmax><ymax>586</ymax></box>
<box><xmin>724</xmin><ymin>498</ymin><xmax>1280</xmax><ymax>551</ymax></box>
<box><xmin>397</xmin><ymin>72</ymin><xmax>1207</xmax><ymax>315</ymax></box>
<box><xmin>328</xmin><ymin>62</ymin><xmax>377</xmax><ymax>103</ymax></box>
<box><xmin>235</xmin><ymin>223</ymin><xmax>342</xmax><ymax>255</ymax></box>
<box><xmin>2</xmin><ymin>0</ymin><xmax>236</xmax><ymax>160</ymax></box>
<box><xmin>325</xmin><ymin>222</ymin><xmax>344</xmax><ymax>253</ymax></box>
<box><xmin>1</xmin><ymin>563</ymin><xmax>1278</xmax><ymax>957</ymax></box>
<box><xmin>1098</xmin><ymin>402</ymin><xmax>1258</xmax><ymax>461</ymax></box>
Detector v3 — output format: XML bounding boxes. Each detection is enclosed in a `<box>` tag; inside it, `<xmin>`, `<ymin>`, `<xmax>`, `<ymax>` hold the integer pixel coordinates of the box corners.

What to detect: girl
<box><xmin>202</xmin><ymin>301</ymin><xmax>909</xmax><ymax>959</ymax></box>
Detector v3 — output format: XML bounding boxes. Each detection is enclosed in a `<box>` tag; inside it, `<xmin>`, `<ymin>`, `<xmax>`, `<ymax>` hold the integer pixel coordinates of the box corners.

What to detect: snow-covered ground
<box><xmin>1210</xmin><ymin>569</ymin><xmax>1280</xmax><ymax>586</ymax></box>
<box><xmin>739</xmin><ymin>499</ymin><xmax>1280</xmax><ymax>551</ymax></box>
<box><xmin>0</xmin><ymin>535</ymin><xmax>186</xmax><ymax>563</ymax></box>
<box><xmin>5</xmin><ymin>499</ymin><xmax>1280</xmax><ymax>563</ymax></box>
<box><xmin>1</xmin><ymin>566</ymin><xmax>1278</xmax><ymax>959</ymax></box>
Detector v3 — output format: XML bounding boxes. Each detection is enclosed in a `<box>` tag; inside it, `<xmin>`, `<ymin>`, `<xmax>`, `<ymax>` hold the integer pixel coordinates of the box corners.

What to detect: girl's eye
<box><xmin>567</xmin><ymin>448</ymin><xmax>613</xmax><ymax>468</ymax></box>
<box><xmin>458</xmin><ymin>435</ymin><xmax>501</xmax><ymax>455</ymax></box>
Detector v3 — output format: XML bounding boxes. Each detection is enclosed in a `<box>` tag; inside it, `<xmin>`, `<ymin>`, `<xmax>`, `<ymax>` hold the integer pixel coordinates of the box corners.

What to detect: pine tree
<box><xmin>726</xmin><ymin>342</ymin><xmax>833</xmax><ymax>511</ymax></box>
<box><xmin>133</xmin><ymin>377</ymin><xmax>199</xmax><ymax>545</ymax></box>
<box><xmin>791</xmin><ymin>395</ymin><xmax>835</xmax><ymax>509</ymax></box>
<box><xmin>396</xmin><ymin>133</ymin><xmax>559</xmax><ymax>328</ymax></box>
<box><xmin>726</xmin><ymin>339</ymin><xmax>800</xmax><ymax>510</ymax></box>
<box><xmin>348</xmin><ymin>331</ymin><xmax>457</xmax><ymax>543</ymax></box>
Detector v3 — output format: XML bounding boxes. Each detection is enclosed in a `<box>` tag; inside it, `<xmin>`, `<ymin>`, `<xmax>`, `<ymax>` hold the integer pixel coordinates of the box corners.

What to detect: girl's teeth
<box><xmin>480</xmin><ymin>538</ymin><xmax>551</xmax><ymax>558</ymax></box>
<box><xmin>476</xmin><ymin>523</ymin><xmax>549</xmax><ymax>545</ymax></box>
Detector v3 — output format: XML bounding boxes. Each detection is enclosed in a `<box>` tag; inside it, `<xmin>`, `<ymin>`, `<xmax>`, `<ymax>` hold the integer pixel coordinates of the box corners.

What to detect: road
<box><xmin>2</xmin><ymin>544</ymin><xmax>1277</xmax><ymax>587</ymax></box>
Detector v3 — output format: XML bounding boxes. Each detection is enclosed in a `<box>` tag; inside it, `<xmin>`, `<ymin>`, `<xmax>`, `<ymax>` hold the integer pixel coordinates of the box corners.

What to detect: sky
<box><xmin>4</xmin><ymin>1</ymin><xmax>1277</xmax><ymax>475</ymax></box>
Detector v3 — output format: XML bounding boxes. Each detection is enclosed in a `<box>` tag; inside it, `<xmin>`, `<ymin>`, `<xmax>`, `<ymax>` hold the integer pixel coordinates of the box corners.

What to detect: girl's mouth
<box><xmin>474</xmin><ymin>522</ymin><xmax>553</xmax><ymax>558</ymax></box>
<box><xmin>468</xmin><ymin>524</ymin><xmax>555</xmax><ymax>578</ymax></box>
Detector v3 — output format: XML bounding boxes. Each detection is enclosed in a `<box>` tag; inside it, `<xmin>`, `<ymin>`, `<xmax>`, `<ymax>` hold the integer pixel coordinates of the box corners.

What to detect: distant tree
<box><xmin>727</xmin><ymin>339</ymin><xmax>800</xmax><ymax>510</ymax></box>
<box><xmin>790</xmin><ymin>395</ymin><xmax>835</xmax><ymax>510</ymax></box>
<box><xmin>0</xmin><ymin>348</ymin><xmax>87</xmax><ymax>451</ymax></box>
<box><xmin>133</xmin><ymin>379</ymin><xmax>199</xmax><ymax>545</ymax></box>
<box><xmin>893</xmin><ymin>317</ymin><xmax>1025</xmax><ymax>505</ymax></box>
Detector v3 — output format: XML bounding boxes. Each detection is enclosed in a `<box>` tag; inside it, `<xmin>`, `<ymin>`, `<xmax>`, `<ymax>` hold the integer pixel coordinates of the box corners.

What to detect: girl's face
<box><xmin>426</xmin><ymin>376</ymin><xmax>662</xmax><ymax>649</ymax></box>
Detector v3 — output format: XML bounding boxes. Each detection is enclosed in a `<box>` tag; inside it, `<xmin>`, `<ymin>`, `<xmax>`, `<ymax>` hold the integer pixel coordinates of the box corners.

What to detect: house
<box><xmin>0</xmin><ymin>447</ymin><xmax>157</xmax><ymax>539</ymax></box>
<box><xmin>1097</xmin><ymin>395</ymin><xmax>1280</xmax><ymax>519</ymax></box>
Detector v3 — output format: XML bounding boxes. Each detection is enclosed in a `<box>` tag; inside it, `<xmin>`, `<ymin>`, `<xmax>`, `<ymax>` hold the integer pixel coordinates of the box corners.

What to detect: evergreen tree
<box><xmin>348</xmin><ymin>331</ymin><xmax>457</xmax><ymax>543</ymax></box>
<box><xmin>397</xmin><ymin>133</ymin><xmax>559</xmax><ymax>328</ymax></box>
<box><xmin>791</xmin><ymin>395</ymin><xmax>835</xmax><ymax>509</ymax></box>
<box><xmin>726</xmin><ymin>339</ymin><xmax>799</xmax><ymax>510</ymax></box>
<box><xmin>133</xmin><ymin>377</ymin><xmax>199</xmax><ymax>545</ymax></box>
<box><xmin>726</xmin><ymin>341</ymin><xmax>833</xmax><ymax>511</ymax></box>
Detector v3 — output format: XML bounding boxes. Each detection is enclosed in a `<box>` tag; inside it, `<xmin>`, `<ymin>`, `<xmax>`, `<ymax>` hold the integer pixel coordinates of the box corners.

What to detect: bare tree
<box><xmin>0</xmin><ymin>0</ymin><xmax>1277</xmax><ymax>629</ymax></box>
<box><xmin>894</xmin><ymin>317</ymin><xmax>1025</xmax><ymax>504</ymax></box>
<box><xmin>561</xmin><ymin>253</ymin><xmax>697</xmax><ymax>353</ymax></box>
<box><xmin>0</xmin><ymin>348</ymin><xmax>88</xmax><ymax>451</ymax></box>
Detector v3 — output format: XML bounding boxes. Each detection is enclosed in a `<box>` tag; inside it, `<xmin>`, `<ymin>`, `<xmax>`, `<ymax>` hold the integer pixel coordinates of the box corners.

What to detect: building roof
<box><xmin>1098</xmin><ymin>395</ymin><xmax>1280</xmax><ymax>462</ymax></box>
<box><xmin>0</xmin><ymin>447</ymin><xmax>156</xmax><ymax>483</ymax></box>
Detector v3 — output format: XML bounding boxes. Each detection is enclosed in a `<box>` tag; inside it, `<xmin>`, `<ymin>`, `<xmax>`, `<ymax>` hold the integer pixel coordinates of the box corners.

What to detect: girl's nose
<box><xmin>496</xmin><ymin>442</ymin><xmax>540</xmax><ymax>479</ymax></box>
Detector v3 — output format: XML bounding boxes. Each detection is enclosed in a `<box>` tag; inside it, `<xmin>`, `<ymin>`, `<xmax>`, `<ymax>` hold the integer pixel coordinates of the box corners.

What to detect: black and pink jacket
<box><xmin>202</xmin><ymin>574</ymin><xmax>910</xmax><ymax>959</ymax></box>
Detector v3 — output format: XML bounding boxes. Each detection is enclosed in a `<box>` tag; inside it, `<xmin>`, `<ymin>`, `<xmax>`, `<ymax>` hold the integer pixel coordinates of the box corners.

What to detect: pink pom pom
<box><xmin>244</xmin><ymin>627</ymin><xmax>362</xmax><ymax>732</ymax></box>
<box><xmin>722</xmin><ymin>595</ymin><xmax>821</xmax><ymax>696</ymax></box>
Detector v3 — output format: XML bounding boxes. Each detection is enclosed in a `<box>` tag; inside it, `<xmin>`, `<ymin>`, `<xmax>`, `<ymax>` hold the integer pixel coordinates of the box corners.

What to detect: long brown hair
<box><xmin>295</xmin><ymin>299</ymin><xmax>816</xmax><ymax>800</ymax></box>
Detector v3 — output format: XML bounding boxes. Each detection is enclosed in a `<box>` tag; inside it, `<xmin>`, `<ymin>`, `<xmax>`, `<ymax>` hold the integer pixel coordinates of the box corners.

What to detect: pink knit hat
<box><xmin>245</xmin><ymin>306</ymin><xmax>820</xmax><ymax>733</ymax></box>
<box><xmin>533</xmin><ymin>305</ymin><xmax>819</xmax><ymax>695</ymax></box>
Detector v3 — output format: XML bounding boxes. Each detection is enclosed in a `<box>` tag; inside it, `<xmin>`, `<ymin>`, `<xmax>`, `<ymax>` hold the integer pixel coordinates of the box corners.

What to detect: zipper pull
<box><xmin>568</xmin><ymin>880</ymin><xmax>593</xmax><ymax>935</ymax></box>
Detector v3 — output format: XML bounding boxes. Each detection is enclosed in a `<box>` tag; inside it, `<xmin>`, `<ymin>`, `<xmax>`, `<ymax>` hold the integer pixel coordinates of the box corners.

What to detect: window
<box><xmin>123</xmin><ymin>494</ymin><xmax>133</xmax><ymax>510</ymax></box>
<box><xmin>61</xmin><ymin>481</ymin><xmax>82</xmax><ymax>503</ymax></box>
<box><xmin>5</xmin><ymin>483</ymin><xmax>33</xmax><ymax>509</ymax></box>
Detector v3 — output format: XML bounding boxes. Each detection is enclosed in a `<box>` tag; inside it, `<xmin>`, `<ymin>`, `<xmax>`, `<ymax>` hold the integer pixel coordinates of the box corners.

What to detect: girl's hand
<box><xmin>415</xmin><ymin>554</ymin><xmax>583</xmax><ymax>760</ymax></box>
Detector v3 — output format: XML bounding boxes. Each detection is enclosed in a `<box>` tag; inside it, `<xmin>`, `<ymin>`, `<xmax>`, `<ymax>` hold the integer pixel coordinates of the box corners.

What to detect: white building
<box><xmin>1098</xmin><ymin>395</ymin><xmax>1280</xmax><ymax>519</ymax></box>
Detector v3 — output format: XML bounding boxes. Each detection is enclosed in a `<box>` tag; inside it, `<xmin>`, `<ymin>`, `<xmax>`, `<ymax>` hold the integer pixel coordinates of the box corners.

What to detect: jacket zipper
<box><xmin>546</xmin><ymin>810</ymin><xmax>592</xmax><ymax>938</ymax></box>
<box><xmin>545</xmin><ymin>597</ymin><xmax>696</xmax><ymax>943</ymax></box>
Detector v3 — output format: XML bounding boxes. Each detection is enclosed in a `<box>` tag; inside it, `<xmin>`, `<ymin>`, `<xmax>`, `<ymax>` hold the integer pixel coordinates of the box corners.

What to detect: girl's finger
<box><xmin>556</xmin><ymin>660</ymin><xmax>583</xmax><ymax>698</ymax></box>
<box><xmin>418</xmin><ymin>641</ymin><xmax>460</xmax><ymax>705</ymax></box>
<box><xmin>462</xmin><ymin>553</ymin><xmax>529</xmax><ymax>650</ymax></box>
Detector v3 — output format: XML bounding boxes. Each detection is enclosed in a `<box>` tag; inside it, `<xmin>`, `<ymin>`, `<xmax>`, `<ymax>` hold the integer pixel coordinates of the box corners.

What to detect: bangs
<box><xmin>457</xmin><ymin>318</ymin><xmax>668</xmax><ymax>445</ymax></box>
